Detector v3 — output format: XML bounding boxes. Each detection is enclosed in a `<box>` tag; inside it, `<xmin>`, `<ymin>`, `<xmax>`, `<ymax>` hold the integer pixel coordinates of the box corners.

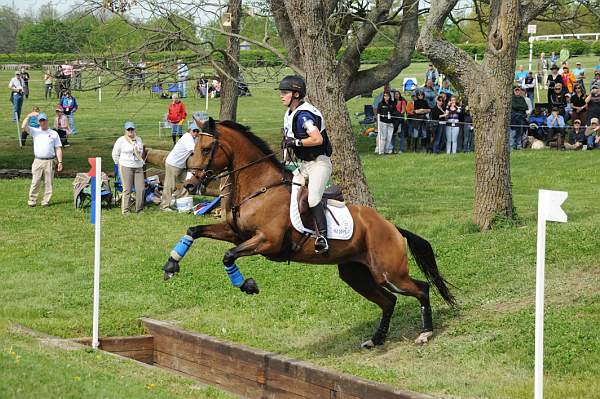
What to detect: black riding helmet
<box><xmin>277</xmin><ymin>75</ymin><xmax>306</xmax><ymax>98</ymax></box>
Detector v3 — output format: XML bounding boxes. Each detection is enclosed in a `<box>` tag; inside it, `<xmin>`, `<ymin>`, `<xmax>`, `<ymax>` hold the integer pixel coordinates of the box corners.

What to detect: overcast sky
<box><xmin>0</xmin><ymin>0</ymin><xmax>80</xmax><ymax>15</ymax></box>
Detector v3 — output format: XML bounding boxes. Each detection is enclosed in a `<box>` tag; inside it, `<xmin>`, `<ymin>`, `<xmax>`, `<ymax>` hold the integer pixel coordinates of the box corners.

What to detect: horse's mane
<box><xmin>218</xmin><ymin>120</ymin><xmax>282</xmax><ymax>169</ymax></box>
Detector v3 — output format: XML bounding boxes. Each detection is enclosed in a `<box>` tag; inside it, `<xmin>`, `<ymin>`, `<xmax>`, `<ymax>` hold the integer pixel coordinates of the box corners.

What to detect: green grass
<box><xmin>1</xmin><ymin>59</ymin><xmax>600</xmax><ymax>398</ymax></box>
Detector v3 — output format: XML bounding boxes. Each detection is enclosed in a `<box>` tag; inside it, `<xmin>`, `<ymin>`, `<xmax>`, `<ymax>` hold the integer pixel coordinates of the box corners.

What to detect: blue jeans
<box><xmin>433</xmin><ymin>123</ymin><xmax>446</xmax><ymax>153</ymax></box>
<box><xmin>462</xmin><ymin>124</ymin><xmax>474</xmax><ymax>152</ymax></box>
<box><xmin>11</xmin><ymin>92</ymin><xmax>23</xmax><ymax>121</ymax></box>
<box><xmin>172</xmin><ymin>123</ymin><xmax>183</xmax><ymax>141</ymax></box>
<box><xmin>67</xmin><ymin>113</ymin><xmax>77</xmax><ymax>134</ymax></box>
<box><xmin>509</xmin><ymin>128</ymin><xmax>524</xmax><ymax>150</ymax></box>
<box><xmin>178</xmin><ymin>81</ymin><xmax>188</xmax><ymax>98</ymax></box>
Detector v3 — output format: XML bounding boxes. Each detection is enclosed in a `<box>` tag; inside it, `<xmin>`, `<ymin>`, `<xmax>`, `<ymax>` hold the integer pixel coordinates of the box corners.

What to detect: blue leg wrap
<box><xmin>170</xmin><ymin>235</ymin><xmax>193</xmax><ymax>261</ymax></box>
<box><xmin>225</xmin><ymin>264</ymin><xmax>245</xmax><ymax>287</ymax></box>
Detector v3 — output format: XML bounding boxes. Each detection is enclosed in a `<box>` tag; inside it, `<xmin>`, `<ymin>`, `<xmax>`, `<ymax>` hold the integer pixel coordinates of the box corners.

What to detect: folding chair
<box><xmin>158</xmin><ymin>113</ymin><xmax>171</xmax><ymax>137</ymax></box>
<box><xmin>403</xmin><ymin>77</ymin><xmax>418</xmax><ymax>92</ymax></box>
<box><xmin>150</xmin><ymin>83</ymin><xmax>163</xmax><ymax>97</ymax></box>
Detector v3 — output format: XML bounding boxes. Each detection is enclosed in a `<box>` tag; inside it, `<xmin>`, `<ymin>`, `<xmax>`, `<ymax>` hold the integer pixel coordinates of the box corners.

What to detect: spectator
<box><xmin>72</xmin><ymin>63</ymin><xmax>82</xmax><ymax>90</ymax></box>
<box><xmin>445</xmin><ymin>96</ymin><xmax>461</xmax><ymax>154</ymax></box>
<box><xmin>8</xmin><ymin>71</ymin><xmax>25</xmax><ymax>121</ymax></box>
<box><xmin>561</xmin><ymin>66</ymin><xmax>577</xmax><ymax>94</ymax></box>
<box><xmin>411</xmin><ymin>90</ymin><xmax>430</xmax><ymax>152</ymax></box>
<box><xmin>423</xmin><ymin>79</ymin><xmax>437</xmax><ymax>109</ymax></box>
<box><xmin>564</xmin><ymin>119</ymin><xmax>587</xmax><ymax>150</ymax></box>
<box><xmin>586</xmin><ymin>117</ymin><xmax>600</xmax><ymax>149</ymax></box>
<box><xmin>167</xmin><ymin>94</ymin><xmax>187</xmax><ymax>145</ymax></box>
<box><xmin>59</xmin><ymin>91</ymin><xmax>78</xmax><ymax>135</ymax></box>
<box><xmin>438</xmin><ymin>80</ymin><xmax>454</xmax><ymax>97</ymax></box>
<box><xmin>20</xmin><ymin>66</ymin><xmax>30</xmax><ymax>99</ymax></box>
<box><xmin>112</xmin><ymin>121</ymin><xmax>145</xmax><ymax>215</ymax></box>
<box><xmin>538</xmin><ymin>52</ymin><xmax>549</xmax><ymax>86</ymax></box>
<box><xmin>550</xmin><ymin>52</ymin><xmax>558</xmax><ymax>66</ymax></box>
<box><xmin>528</xmin><ymin>104</ymin><xmax>547</xmax><ymax>142</ymax></box>
<box><xmin>61</xmin><ymin>64</ymin><xmax>73</xmax><ymax>89</ymax></box>
<box><xmin>522</xmin><ymin>71</ymin><xmax>535</xmax><ymax>104</ymax></box>
<box><xmin>548</xmin><ymin>82</ymin><xmax>567</xmax><ymax>118</ymax></box>
<box><xmin>177</xmin><ymin>59</ymin><xmax>189</xmax><ymax>98</ymax></box>
<box><xmin>462</xmin><ymin>104</ymin><xmax>474</xmax><ymax>152</ymax></box>
<box><xmin>585</xmin><ymin>81</ymin><xmax>600</xmax><ymax>125</ymax></box>
<box><xmin>375</xmin><ymin>91</ymin><xmax>395</xmax><ymax>155</ymax></box>
<box><xmin>510</xmin><ymin>87</ymin><xmax>529</xmax><ymax>150</ymax></box>
<box><xmin>547</xmin><ymin>65</ymin><xmax>562</xmax><ymax>100</ymax></box>
<box><xmin>20</xmin><ymin>106</ymin><xmax>40</xmax><ymax>146</ymax></box>
<box><xmin>570</xmin><ymin>85</ymin><xmax>587</xmax><ymax>123</ymax></box>
<box><xmin>546</xmin><ymin>106</ymin><xmax>566</xmax><ymax>149</ymax></box>
<box><xmin>515</xmin><ymin>65</ymin><xmax>528</xmax><ymax>84</ymax></box>
<box><xmin>590</xmin><ymin>70</ymin><xmax>600</xmax><ymax>93</ymax></box>
<box><xmin>53</xmin><ymin>106</ymin><xmax>71</xmax><ymax>147</ymax></box>
<box><xmin>43</xmin><ymin>70</ymin><xmax>53</xmax><ymax>100</ymax></box>
<box><xmin>392</xmin><ymin>91</ymin><xmax>407</xmax><ymax>153</ymax></box>
<box><xmin>22</xmin><ymin>112</ymin><xmax>63</xmax><ymax>207</ymax></box>
<box><xmin>160</xmin><ymin>122</ymin><xmax>203</xmax><ymax>212</ymax></box>
<box><xmin>438</xmin><ymin>91</ymin><xmax>449</xmax><ymax>108</ymax></box>
<box><xmin>573</xmin><ymin>61</ymin><xmax>586</xmax><ymax>93</ymax></box>
<box><xmin>54</xmin><ymin>66</ymin><xmax>66</xmax><ymax>98</ymax></box>
<box><xmin>424</xmin><ymin>63</ymin><xmax>438</xmax><ymax>85</ymax></box>
<box><xmin>430</xmin><ymin>96</ymin><xmax>447</xmax><ymax>154</ymax></box>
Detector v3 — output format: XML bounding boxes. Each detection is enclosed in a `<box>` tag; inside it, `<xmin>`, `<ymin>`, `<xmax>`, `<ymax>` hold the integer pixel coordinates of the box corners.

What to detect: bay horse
<box><xmin>162</xmin><ymin>119</ymin><xmax>456</xmax><ymax>347</ymax></box>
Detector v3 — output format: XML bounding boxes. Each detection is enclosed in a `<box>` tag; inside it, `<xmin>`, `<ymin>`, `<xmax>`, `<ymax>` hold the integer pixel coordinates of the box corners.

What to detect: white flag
<box><xmin>538</xmin><ymin>190</ymin><xmax>568</xmax><ymax>223</ymax></box>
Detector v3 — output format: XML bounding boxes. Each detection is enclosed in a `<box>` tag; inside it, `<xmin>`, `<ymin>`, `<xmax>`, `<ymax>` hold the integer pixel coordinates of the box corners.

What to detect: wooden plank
<box><xmin>141</xmin><ymin>318</ymin><xmax>432</xmax><ymax>399</ymax></box>
<box><xmin>111</xmin><ymin>350</ymin><xmax>154</xmax><ymax>364</ymax></box>
<box><xmin>153</xmin><ymin>334</ymin><xmax>265</xmax><ymax>384</ymax></box>
<box><xmin>156</xmin><ymin>350</ymin><xmax>265</xmax><ymax>398</ymax></box>
<box><xmin>73</xmin><ymin>336</ymin><xmax>154</xmax><ymax>352</ymax></box>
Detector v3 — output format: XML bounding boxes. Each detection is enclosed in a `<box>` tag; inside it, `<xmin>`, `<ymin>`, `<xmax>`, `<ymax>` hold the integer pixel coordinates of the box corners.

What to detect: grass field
<box><xmin>1</xmin><ymin>58</ymin><xmax>600</xmax><ymax>398</ymax></box>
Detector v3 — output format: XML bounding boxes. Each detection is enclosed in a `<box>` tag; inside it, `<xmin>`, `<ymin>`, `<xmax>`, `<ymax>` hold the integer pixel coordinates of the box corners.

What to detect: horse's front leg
<box><xmin>163</xmin><ymin>223</ymin><xmax>239</xmax><ymax>280</ymax></box>
<box><xmin>222</xmin><ymin>232</ymin><xmax>272</xmax><ymax>295</ymax></box>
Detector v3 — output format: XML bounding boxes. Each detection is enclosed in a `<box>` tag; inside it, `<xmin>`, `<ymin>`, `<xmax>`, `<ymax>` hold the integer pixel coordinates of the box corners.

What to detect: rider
<box><xmin>279</xmin><ymin>75</ymin><xmax>333</xmax><ymax>254</ymax></box>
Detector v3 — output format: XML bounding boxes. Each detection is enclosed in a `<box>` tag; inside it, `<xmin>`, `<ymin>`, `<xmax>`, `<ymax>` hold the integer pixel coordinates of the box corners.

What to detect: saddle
<box><xmin>297</xmin><ymin>185</ymin><xmax>344</xmax><ymax>229</ymax></box>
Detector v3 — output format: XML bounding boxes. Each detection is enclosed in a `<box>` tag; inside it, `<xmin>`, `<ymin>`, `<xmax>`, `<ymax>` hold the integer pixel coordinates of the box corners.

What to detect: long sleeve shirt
<box><xmin>112</xmin><ymin>135</ymin><xmax>144</xmax><ymax>168</ymax></box>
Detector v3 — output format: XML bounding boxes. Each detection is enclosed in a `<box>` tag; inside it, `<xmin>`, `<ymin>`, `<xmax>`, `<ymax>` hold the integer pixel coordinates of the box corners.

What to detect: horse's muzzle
<box><xmin>184</xmin><ymin>175</ymin><xmax>200</xmax><ymax>194</ymax></box>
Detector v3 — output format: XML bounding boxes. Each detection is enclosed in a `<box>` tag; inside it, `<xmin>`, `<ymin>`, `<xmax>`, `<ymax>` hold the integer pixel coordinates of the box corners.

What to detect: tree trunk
<box><xmin>218</xmin><ymin>0</ymin><xmax>242</xmax><ymax>121</ymax></box>
<box><xmin>285</xmin><ymin>0</ymin><xmax>374</xmax><ymax>206</ymax></box>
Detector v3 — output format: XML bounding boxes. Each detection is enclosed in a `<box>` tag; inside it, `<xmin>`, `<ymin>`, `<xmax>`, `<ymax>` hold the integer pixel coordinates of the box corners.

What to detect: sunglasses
<box><xmin>192</xmin><ymin>129</ymin><xmax>200</xmax><ymax>133</ymax></box>
<box><xmin>126</xmin><ymin>128</ymin><xmax>135</xmax><ymax>131</ymax></box>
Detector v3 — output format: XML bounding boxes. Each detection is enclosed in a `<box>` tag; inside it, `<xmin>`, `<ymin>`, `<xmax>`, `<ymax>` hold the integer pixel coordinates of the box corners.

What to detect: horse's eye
<box><xmin>201</xmin><ymin>148</ymin><xmax>211</xmax><ymax>155</ymax></box>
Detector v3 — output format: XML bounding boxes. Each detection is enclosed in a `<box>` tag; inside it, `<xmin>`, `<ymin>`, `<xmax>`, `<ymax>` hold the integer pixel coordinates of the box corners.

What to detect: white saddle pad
<box><xmin>290</xmin><ymin>183</ymin><xmax>354</xmax><ymax>240</ymax></box>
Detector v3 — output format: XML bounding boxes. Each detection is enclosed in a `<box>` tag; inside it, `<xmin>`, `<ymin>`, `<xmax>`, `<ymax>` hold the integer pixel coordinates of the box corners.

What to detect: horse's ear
<box><xmin>208</xmin><ymin>117</ymin><xmax>217</xmax><ymax>135</ymax></box>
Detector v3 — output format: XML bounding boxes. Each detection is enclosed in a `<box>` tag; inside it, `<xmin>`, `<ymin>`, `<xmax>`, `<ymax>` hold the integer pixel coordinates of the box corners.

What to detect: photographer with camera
<box><xmin>8</xmin><ymin>71</ymin><xmax>25</xmax><ymax>121</ymax></box>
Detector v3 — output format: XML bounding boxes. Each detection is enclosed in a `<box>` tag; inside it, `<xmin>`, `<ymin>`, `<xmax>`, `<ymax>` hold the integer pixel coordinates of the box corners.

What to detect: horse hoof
<box><xmin>361</xmin><ymin>339</ymin><xmax>375</xmax><ymax>349</ymax></box>
<box><xmin>164</xmin><ymin>271</ymin><xmax>176</xmax><ymax>281</ymax></box>
<box><xmin>414</xmin><ymin>331</ymin><xmax>433</xmax><ymax>345</ymax></box>
<box><xmin>240</xmin><ymin>278</ymin><xmax>259</xmax><ymax>295</ymax></box>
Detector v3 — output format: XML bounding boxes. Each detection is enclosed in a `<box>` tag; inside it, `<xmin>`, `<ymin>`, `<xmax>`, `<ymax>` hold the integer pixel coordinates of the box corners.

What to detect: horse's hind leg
<box><xmin>382</xmin><ymin>275</ymin><xmax>433</xmax><ymax>345</ymax></box>
<box><xmin>338</xmin><ymin>262</ymin><xmax>397</xmax><ymax>348</ymax></box>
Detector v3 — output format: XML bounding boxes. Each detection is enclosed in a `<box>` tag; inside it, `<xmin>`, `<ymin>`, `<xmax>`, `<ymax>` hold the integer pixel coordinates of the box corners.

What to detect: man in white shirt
<box><xmin>21</xmin><ymin>112</ymin><xmax>63</xmax><ymax>207</ymax></box>
<box><xmin>160</xmin><ymin>122</ymin><xmax>201</xmax><ymax>211</ymax></box>
<box><xmin>8</xmin><ymin>71</ymin><xmax>25</xmax><ymax>121</ymax></box>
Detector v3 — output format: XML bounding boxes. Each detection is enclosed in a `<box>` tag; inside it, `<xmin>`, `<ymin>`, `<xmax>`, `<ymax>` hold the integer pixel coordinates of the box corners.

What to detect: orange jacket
<box><xmin>561</xmin><ymin>71</ymin><xmax>576</xmax><ymax>93</ymax></box>
<box><xmin>167</xmin><ymin>102</ymin><xmax>187</xmax><ymax>123</ymax></box>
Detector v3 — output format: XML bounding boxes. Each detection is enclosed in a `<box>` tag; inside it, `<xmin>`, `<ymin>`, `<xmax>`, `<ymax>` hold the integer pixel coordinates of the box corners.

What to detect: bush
<box><xmin>591</xmin><ymin>41</ymin><xmax>600</xmax><ymax>56</ymax></box>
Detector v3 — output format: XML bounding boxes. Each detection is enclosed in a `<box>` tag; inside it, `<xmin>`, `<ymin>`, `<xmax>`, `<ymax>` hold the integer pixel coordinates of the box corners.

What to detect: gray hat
<box><xmin>38</xmin><ymin>112</ymin><xmax>48</xmax><ymax>121</ymax></box>
<box><xmin>124</xmin><ymin>121</ymin><xmax>136</xmax><ymax>130</ymax></box>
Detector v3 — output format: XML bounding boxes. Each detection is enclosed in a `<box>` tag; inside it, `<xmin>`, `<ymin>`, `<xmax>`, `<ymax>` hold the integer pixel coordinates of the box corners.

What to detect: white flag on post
<box><xmin>535</xmin><ymin>189</ymin><xmax>567</xmax><ymax>399</ymax></box>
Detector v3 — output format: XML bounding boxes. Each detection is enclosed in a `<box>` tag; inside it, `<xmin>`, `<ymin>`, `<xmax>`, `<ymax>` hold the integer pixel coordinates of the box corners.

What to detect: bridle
<box><xmin>187</xmin><ymin>124</ymin><xmax>276</xmax><ymax>189</ymax></box>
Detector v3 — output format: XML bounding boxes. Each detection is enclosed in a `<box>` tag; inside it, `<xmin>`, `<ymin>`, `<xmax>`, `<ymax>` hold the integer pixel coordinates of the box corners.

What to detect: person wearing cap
<box><xmin>510</xmin><ymin>86</ymin><xmax>529</xmax><ymax>150</ymax></box>
<box><xmin>160</xmin><ymin>121</ymin><xmax>203</xmax><ymax>212</ymax></box>
<box><xmin>565</xmin><ymin>119</ymin><xmax>587</xmax><ymax>150</ymax></box>
<box><xmin>279</xmin><ymin>75</ymin><xmax>333</xmax><ymax>254</ymax></box>
<box><xmin>167</xmin><ymin>93</ymin><xmax>188</xmax><ymax>145</ymax></box>
<box><xmin>8</xmin><ymin>71</ymin><xmax>25</xmax><ymax>121</ymax></box>
<box><xmin>21</xmin><ymin>111</ymin><xmax>63</xmax><ymax>207</ymax></box>
<box><xmin>548</xmin><ymin>82</ymin><xmax>567</xmax><ymax>117</ymax></box>
<box><xmin>573</xmin><ymin>62</ymin><xmax>585</xmax><ymax>93</ymax></box>
<box><xmin>53</xmin><ymin>106</ymin><xmax>71</xmax><ymax>147</ymax></box>
<box><xmin>585</xmin><ymin>117</ymin><xmax>600</xmax><ymax>149</ymax></box>
<box><xmin>546</xmin><ymin>106</ymin><xmax>566</xmax><ymax>149</ymax></box>
<box><xmin>424</xmin><ymin>63</ymin><xmax>438</xmax><ymax>85</ymax></box>
<box><xmin>112</xmin><ymin>122</ymin><xmax>145</xmax><ymax>214</ymax></box>
<box><xmin>590</xmin><ymin>71</ymin><xmax>600</xmax><ymax>93</ymax></box>
<box><xmin>375</xmin><ymin>91</ymin><xmax>395</xmax><ymax>155</ymax></box>
<box><xmin>585</xmin><ymin>79</ymin><xmax>600</xmax><ymax>125</ymax></box>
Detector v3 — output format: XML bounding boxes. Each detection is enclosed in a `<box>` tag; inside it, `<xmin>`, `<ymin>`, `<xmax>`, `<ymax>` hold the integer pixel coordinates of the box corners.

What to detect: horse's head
<box><xmin>185</xmin><ymin>118</ymin><xmax>231</xmax><ymax>194</ymax></box>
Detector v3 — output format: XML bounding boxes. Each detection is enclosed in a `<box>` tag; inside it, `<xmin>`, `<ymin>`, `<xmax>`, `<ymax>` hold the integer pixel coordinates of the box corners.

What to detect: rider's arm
<box><xmin>298</xmin><ymin>120</ymin><xmax>323</xmax><ymax>147</ymax></box>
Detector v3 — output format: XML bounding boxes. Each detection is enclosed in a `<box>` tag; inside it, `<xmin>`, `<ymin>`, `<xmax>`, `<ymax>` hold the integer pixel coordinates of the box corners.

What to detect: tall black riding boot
<box><xmin>310</xmin><ymin>203</ymin><xmax>329</xmax><ymax>254</ymax></box>
<box><xmin>20</xmin><ymin>131</ymin><xmax>28</xmax><ymax>147</ymax></box>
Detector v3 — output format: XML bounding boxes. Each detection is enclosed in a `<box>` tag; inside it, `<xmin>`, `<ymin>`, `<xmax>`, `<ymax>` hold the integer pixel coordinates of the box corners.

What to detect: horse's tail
<box><xmin>397</xmin><ymin>226</ymin><xmax>457</xmax><ymax>307</ymax></box>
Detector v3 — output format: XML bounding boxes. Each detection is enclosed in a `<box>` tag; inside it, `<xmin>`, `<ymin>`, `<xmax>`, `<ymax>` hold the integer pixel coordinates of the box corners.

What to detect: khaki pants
<box><xmin>298</xmin><ymin>155</ymin><xmax>332</xmax><ymax>207</ymax></box>
<box><xmin>28</xmin><ymin>158</ymin><xmax>55</xmax><ymax>205</ymax></box>
<box><xmin>160</xmin><ymin>163</ymin><xmax>187</xmax><ymax>210</ymax></box>
<box><xmin>120</xmin><ymin>165</ymin><xmax>145</xmax><ymax>214</ymax></box>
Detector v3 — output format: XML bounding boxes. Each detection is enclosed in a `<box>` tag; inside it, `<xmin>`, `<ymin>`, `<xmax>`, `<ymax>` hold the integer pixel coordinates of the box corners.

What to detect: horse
<box><xmin>162</xmin><ymin>118</ymin><xmax>456</xmax><ymax>347</ymax></box>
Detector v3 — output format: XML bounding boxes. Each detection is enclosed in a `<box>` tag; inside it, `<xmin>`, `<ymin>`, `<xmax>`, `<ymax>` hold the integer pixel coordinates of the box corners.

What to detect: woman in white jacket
<box><xmin>112</xmin><ymin>121</ymin><xmax>145</xmax><ymax>214</ymax></box>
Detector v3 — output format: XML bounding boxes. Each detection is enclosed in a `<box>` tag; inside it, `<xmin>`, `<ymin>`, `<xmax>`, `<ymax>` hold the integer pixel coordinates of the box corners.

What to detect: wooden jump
<box><xmin>75</xmin><ymin>318</ymin><xmax>431</xmax><ymax>399</ymax></box>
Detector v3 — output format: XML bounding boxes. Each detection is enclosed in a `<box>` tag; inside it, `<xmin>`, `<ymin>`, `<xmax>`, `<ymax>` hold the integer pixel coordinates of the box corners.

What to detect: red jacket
<box><xmin>167</xmin><ymin>102</ymin><xmax>187</xmax><ymax>123</ymax></box>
